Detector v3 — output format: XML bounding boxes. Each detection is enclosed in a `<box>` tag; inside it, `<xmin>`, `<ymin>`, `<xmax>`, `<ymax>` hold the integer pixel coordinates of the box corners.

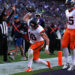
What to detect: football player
<box><xmin>23</xmin><ymin>12</ymin><xmax>52</xmax><ymax>72</ymax></box>
<box><xmin>62</xmin><ymin>0</ymin><xmax>75</xmax><ymax>71</ymax></box>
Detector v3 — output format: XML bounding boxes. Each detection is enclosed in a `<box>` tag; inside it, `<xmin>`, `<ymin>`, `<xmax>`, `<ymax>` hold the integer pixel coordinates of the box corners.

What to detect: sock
<box><xmin>63</xmin><ymin>48</ymin><xmax>69</xmax><ymax>64</ymax></box>
<box><xmin>35</xmin><ymin>58</ymin><xmax>48</xmax><ymax>65</ymax></box>
<box><xmin>28</xmin><ymin>48</ymin><xmax>33</xmax><ymax>68</ymax></box>
<box><xmin>71</xmin><ymin>49</ymin><xmax>75</xmax><ymax>65</ymax></box>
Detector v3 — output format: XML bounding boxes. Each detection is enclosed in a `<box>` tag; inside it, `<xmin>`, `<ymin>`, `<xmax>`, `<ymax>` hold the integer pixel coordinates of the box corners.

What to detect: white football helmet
<box><xmin>65</xmin><ymin>0</ymin><xmax>75</xmax><ymax>8</ymax></box>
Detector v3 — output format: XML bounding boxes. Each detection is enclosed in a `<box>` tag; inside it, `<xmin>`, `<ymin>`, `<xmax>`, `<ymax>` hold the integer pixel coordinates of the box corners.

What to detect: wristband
<box><xmin>45</xmin><ymin>45</ymin><xmax>49</xmax><ymax>50</ymax></box>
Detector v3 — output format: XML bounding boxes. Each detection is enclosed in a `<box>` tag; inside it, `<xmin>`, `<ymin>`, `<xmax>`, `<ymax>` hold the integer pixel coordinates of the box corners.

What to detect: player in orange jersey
<box><xmin>62</xmin><ymin>0</ymin><xmax>75</xmax><ymax>71</ymax></box>
<box><xmin>23</xmin><ymin>13</ymin><xmax>52</xmax><ymax>72</ymax></box>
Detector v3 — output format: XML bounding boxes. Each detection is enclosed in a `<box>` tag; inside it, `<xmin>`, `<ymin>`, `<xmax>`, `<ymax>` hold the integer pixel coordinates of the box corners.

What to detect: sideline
<box><xmin>0</xmin><ymin>56</ymin><xmax>71</xmax><ymax>75</ymax></box>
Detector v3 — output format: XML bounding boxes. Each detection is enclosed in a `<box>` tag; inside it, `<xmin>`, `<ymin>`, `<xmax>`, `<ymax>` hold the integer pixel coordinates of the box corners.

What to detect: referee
<box><xmin>0</xmin><ymin>5</ymin><xmax>15</xmax><ymax>62</ymax></box>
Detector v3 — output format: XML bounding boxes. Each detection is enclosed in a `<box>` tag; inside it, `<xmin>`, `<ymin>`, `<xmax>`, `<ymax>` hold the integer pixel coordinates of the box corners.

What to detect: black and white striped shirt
<box><xmin>0</xmin><ymin>21</ymin><xmax>8</xmax><ymax>35</ymax></box>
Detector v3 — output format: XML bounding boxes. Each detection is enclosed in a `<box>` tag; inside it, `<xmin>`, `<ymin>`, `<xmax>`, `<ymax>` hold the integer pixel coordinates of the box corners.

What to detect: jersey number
<box><xmin>68</xmin><ymin>16</ymin><xmax>74</xmax><ymax>25</ymax></box>
<box><xmin>29</xmin><ymin>32</ymin><xmax>37</xmax><ymax>41</ymax></box>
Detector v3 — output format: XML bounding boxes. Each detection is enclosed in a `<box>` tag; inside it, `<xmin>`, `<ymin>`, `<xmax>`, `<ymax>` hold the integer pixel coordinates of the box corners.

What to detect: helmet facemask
<box><xmin>30</xmin><ymin>19</ymin><xmax>38</xmax><ymax>29</ymax></box>
<box><xmin>65</xmin><ymin>0</ymin><xmax>75</xmax><ymax>9</ymax></box>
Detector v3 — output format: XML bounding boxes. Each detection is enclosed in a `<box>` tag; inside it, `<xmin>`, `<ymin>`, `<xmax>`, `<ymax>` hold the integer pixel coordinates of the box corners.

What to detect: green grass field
<box><xmin>0</xmin><ymin>47</ymin><xmax>64</xmax><ymax>75</ymax></box>
<box><xmin>11</xmin><ymin>51</ymin><xmax>63</xmax><ymax>75</ymax></box>
<box><xmin>0</xmin><ymin>50</ymin><xmax>62</xmax><ymax>63</ymax></box>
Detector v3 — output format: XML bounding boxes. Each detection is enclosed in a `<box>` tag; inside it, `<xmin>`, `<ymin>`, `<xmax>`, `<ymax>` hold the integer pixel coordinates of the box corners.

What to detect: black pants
<box><xmin>0</xmin><ymin>36</ymin><xmax>8</xmax><ymax>62</ymax></box>
<box><xmin>49</xmin><ymin>36</ymin><xmax>56</xmax><ymax>54</ymax></box>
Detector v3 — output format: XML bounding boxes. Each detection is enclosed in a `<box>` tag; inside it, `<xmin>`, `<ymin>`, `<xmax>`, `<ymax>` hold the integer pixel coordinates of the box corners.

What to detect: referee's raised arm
<box><xmin>7</xmin><ymin>5</ymin><xmax>15</xmax><ymax>23</ymax></box>
<box><xmin>0</xmin><ymin>3</ymin><xmax>7</xmax><ymax>23</ymax></box>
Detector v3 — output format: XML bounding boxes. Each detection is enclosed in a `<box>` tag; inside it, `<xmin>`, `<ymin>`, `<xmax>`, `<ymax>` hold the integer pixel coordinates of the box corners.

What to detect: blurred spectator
<box><xmin>10</xmin><ymin>16</ymin><xmax>27</xmax><ymax>60</ymax></box>
<box><xmin>46</xmin><ymin>23</ymin><xmax>58</xmax><ymax>54</ymax></box>
<box><xmin>35</xmin><ymin>13</ymin><xmax>45</xmax><ymax>28</ymax></box>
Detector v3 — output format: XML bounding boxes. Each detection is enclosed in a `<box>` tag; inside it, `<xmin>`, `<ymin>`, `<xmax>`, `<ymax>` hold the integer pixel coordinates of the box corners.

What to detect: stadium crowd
<box><xmin>0</xmin><ymin>0</ymin><xmax>66</xmax><ymax>61</ymax></box>
<box><xmin>0</xmin><ymin>0</ymin><xmax>66</xmax><ymax>29</ymax></box>
<box><xmin>0</xmin><ymin>0</ymin><xmax>75</xmax><ymax>72</ymax></box>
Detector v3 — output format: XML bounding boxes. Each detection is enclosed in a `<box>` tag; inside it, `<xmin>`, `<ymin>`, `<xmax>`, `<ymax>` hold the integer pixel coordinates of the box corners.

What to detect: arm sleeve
<box><xmin>6</xmin><ymin>10</ymin><xmax>14</xmax><ymax>23</ymax></box>
<box><xmin>37</xmin><ymin>26</ymin><xmax>45</xmax><ymax>34</ymax></box>
<box><xmin>0</xmin><ymin>8</ymin><xmax>6</xmax><ymax>22</ymax></box>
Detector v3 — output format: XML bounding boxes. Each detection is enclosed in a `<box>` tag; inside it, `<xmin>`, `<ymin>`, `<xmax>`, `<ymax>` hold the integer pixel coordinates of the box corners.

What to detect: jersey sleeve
<box><xmin>37</xmin><ymin>25</ymin><xmax>45</xmax><ymax>34</ymax></box>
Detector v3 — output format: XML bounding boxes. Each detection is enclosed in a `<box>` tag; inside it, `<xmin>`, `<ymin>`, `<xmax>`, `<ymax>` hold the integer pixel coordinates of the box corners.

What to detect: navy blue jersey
<box><xmin>11</xmin><ymin>21</ymin><xmax>27</xmax><ymax>38</ymax></box>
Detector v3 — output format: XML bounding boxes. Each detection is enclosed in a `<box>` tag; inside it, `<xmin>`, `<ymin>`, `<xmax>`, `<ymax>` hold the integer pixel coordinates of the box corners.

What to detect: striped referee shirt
<box><xmin>0</xmin><ymin>21</ymin><xmax>8</xmax><ymax>35</ymax></box>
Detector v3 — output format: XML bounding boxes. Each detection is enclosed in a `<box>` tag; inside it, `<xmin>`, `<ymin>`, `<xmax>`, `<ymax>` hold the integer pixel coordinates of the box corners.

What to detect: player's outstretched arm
<box><xmin>7</xmin><ymin>5</ymin><xmax>15</xmax><ymax>23</ymax></box>
<box><xmin>40</xmin><ymin>32</ymin><xmax>50</xmax><ymax>54</ymax></box>
<box><xmin>23</xmin><ymin>12</ymin><xmax>32</xmax><ymax>23</ymax></box>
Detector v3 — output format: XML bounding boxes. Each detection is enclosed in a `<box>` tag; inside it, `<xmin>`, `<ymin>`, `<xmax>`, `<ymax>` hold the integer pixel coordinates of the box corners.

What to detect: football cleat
<box><xmin>24</xmin><ymin>67</ymin><xmax>33</xmax><ymax>72</ymax></box>
<box><xmin>62</xmin><ymin>63</ymin><xmax>70</xmax><ymax>69</ymax></box>
<box><xmin>46</xmin><ymin>61</ymin><xmax>52</xmax><ymax>69</ymax></box>
<box><xmin>67</xmin><ymin>65</ymin><xmax>75</xmax><ymax>71</ymax></box>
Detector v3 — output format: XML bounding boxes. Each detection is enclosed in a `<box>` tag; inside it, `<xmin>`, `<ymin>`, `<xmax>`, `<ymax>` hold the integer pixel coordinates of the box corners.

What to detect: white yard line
<box><xmin>0</xmin><ymin>56</ymin><xmax>72</xmax><ymax>75</ymax></box>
